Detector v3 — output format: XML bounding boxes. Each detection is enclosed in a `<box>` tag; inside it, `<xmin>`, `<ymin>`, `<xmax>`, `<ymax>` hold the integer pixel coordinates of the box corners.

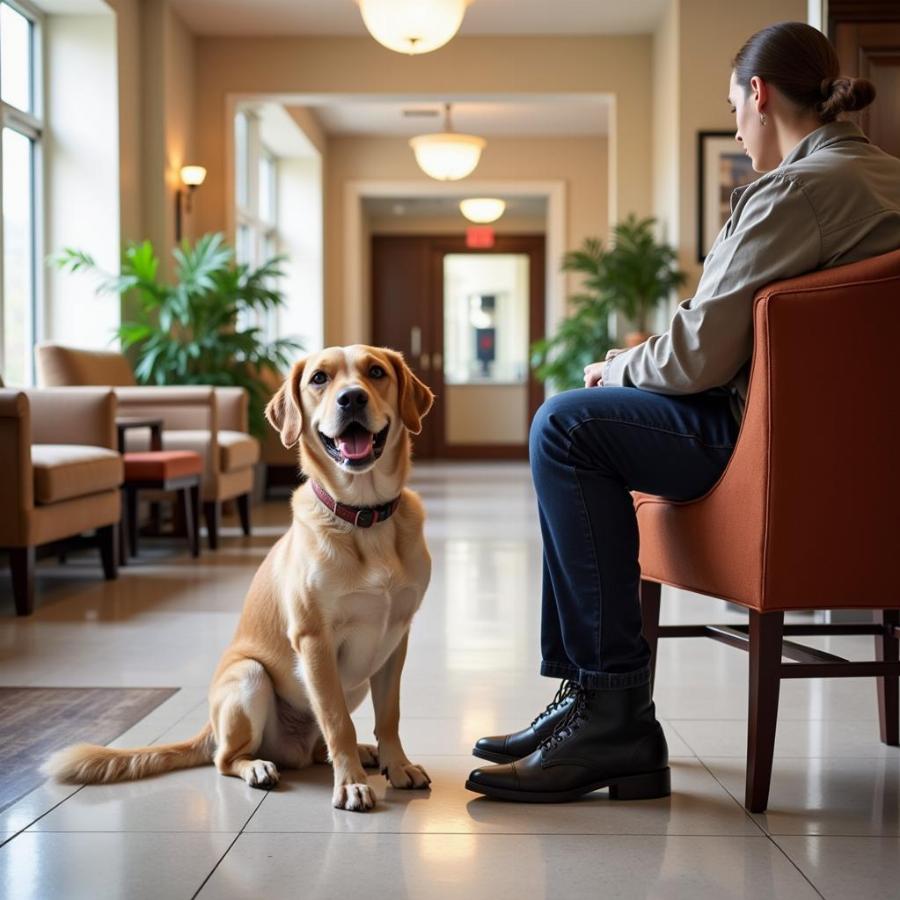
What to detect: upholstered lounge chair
<box><xmin>35</xmin><ymin>345</ymin><xmax>259</xmax><ymax>548</ymax></box>
<box><xmin>0</xmin><ymin>387</ymin><xmax>122</xmax><ymax>615</ymax></box>
<box><xmin>636</xmin><ymin>248</ymin><xmax>900</xmax><ymax>812</ymax></box>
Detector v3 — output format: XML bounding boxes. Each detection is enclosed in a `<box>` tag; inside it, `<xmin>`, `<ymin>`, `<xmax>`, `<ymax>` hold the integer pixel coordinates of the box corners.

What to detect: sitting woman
<box><xmin>466</xmin><ymin>21</ymin><xmax>900</xmax><ymax>803</ymax></box>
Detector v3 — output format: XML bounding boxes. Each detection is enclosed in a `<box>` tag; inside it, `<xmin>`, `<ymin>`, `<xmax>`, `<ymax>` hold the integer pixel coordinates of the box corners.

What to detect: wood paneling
<box><xmin>831</xmin><ymin>3</ymin><xmax>900</xmax><ymax>159</ymax></box>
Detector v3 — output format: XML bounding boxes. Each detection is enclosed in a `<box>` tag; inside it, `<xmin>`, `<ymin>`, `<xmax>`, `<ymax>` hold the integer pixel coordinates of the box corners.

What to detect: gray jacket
<box><xmin>604</xmin><ymin>121</ymin><xmax>900</xmax><ymax>422</ymax></box>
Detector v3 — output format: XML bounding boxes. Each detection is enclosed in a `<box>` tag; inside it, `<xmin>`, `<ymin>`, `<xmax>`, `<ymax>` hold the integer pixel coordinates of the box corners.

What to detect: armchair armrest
<box><xmin>114</xmin><ymin>386</ymin><xmax>218</xmax><ymax>433</ymax></box>
<box><xmin>215</xmin><ymin>387</ymin><xmax>249</xmax><ymax>433</ymax></box>
<box><xmin>27</xmin><ymin>387</ymin><xmax>117</xmax><ymax>450</ymax></box>
<box><xmin>0</xmin><ymin>390</ymin><xmax>33</xmax><ymax>544</ymax></box>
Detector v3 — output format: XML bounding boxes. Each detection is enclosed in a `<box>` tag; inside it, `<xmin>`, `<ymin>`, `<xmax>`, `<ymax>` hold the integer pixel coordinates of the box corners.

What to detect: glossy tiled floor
<box><xmin>0</xmin><ymin>463</ymin><xmax>897</xmax><ymax>899</ymax></box>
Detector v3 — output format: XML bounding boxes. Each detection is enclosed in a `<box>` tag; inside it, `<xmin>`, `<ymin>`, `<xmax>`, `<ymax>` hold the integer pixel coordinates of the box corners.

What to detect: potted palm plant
<box><xmin>597</xmin><ymin>215</ymin><xmax>686</xmax><ymax>347</ymax></box>
<box><xmin>52</xmin><ymin>233</ymin><xmax>302</xmax><ymax>438</ymax></box>
<box><xmin>531</xmin><ymin>216</ymin><xmax>684</xmax><ymax>390</ymax></box>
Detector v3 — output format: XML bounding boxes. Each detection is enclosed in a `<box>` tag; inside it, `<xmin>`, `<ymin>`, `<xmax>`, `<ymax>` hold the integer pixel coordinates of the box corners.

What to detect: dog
<box><xmin>44</xmin><ymin>345</ymin><xmax>435</xmax><ymax>812</ymax></box>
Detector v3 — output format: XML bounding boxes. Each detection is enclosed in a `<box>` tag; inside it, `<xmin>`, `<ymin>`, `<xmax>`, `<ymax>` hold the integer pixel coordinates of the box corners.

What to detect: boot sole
<box><xmin>465</xmin><ymin>767</ymin><xmax>671</xmax><ymax>803</ymax></box>
<box><xmin>471</xmin><ymin>746</ymin><xmax>519</xmax><ymax>764</ymax></box>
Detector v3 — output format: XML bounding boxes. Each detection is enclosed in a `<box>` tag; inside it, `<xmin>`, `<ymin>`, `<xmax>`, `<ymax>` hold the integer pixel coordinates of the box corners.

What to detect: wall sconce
<box><xmin>175</xmin><ymin>165</ymin><xmax>207</xmax><ymax>242</ymax></box>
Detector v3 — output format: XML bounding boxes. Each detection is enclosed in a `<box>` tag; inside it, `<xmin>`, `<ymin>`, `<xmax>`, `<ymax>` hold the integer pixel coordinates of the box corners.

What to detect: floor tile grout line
<box><xmin>694</xmin><ymin>756</ymin><xmax>769</xmax><ymax>838</ymax></box>
<box><xmin>766</xmin><ymin>833</ymin><xmax>827</xmax><ymax>899</ymax></box>
<box><xmin>661</xmin><ymin>719</ymin><xmax>702</xmax><ymax>762</ymax></box>
<box><xmin>190</xmin><ymin>786</ymin><xmax>273</xmax><ymax>899</ymax></box>
<box><xmin>0</xmin><ymin>785</ymin><xmax>86</xmax><ymax>850</ymax></box>
<box><xmin>694</xmin><ymin>753</ymin><xmax>839</xmax><ymax>895</ymax></box>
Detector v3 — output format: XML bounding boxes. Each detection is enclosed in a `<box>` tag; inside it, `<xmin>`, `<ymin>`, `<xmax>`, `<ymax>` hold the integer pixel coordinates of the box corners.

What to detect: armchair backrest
<box><xmin>738</xmin><ymin>247</ymin><xmax>900</xmax><ymax>609</ymax></box>
<box><xmin>36</xmin><ymin>344</ymin><xmax>136</xmax><ymax>387</ymax></box>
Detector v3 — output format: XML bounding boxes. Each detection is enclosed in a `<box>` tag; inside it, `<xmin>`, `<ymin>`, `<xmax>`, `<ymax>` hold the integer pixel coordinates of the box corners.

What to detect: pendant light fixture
<box><xmin>358</xmin><ymin>0</ymin><xmax>468</xmax><ymax>55</ymax></box>
<box><xmin>460</xmin><ymin>197</ymin><xmax>506</xmax><ymax>223</ymax></box>
<box><xmin>409</xmin><ymin>103</ymin><xmax>485</xmax><ymax>182</ymax></box>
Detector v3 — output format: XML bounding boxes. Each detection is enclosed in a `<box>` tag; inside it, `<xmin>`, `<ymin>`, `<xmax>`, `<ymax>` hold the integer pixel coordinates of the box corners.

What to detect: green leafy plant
<box><xmin>52</xmin><ymin>233</ymin><xmax>302</xmax><ymax>437</ymax></box>
<box><xmin>530</xmin><ymin>216</ymin><xmax>685</xmax><ymax>391</ymax></box>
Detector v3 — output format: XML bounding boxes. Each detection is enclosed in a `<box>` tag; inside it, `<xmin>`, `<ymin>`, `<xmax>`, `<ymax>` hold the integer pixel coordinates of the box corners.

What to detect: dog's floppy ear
<box><xmin>265</xmin><ymin>359</ymin><xmax>306</xmax><ymax>448</ymax></box>
<box><xmin>384</xmin><ymin>349</ymin><xmax>434</xmax><ymax>435</ymax></box>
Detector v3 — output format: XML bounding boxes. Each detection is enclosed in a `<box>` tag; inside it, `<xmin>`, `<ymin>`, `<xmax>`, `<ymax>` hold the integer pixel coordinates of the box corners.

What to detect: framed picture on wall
<box><xmin>696</xmin><ymin>131</ymin><xmax>761</xmax><ymax>262</ymax></box>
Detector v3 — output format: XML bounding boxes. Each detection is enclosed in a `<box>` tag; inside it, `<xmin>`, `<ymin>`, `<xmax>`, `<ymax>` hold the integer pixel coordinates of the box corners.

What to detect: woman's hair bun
<box><xmin>818</xmin><ymin>76</ymin><xmax>877</xmax><ymax>120</ymax></box>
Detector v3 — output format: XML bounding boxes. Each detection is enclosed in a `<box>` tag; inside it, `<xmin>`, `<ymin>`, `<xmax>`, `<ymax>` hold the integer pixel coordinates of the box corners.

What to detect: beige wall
<box><xmin>328</xmin><ymin>136</ymin><xmax>607</xmax><ymax>344</ymax></box>
<box><xmin>652</xmin><ymin>0</ymin><xmax>680</xmax><ymax>252</ymax></box>
<box><xmin>192</xmin><ymin>36</ymin><xmax>650</xmax><ymax>342</ymax></box>
<box><xmin>666</xmin><ymin>0</ymin><xmax>807</xmax><ymax>295</ymax></box>
<box><xmin>107</xmin><ymin>0</ymin><xmax>142</xmax><ymax>244</ymax></box>
<box><xmin>193</xmin><ymin>36</ymin><xmax>650</xmax><ymax>231</ymax></box>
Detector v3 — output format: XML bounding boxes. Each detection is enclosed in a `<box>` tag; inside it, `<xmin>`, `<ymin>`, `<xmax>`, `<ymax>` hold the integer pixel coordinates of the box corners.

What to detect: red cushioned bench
<box><xmin>122</xmin><ymin>450</ymin><xmax>203</xmax><ymax>559</ymax></box>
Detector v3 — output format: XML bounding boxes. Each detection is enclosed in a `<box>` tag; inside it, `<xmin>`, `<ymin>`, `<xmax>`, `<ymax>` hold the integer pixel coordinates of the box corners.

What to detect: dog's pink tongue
<box><xmin>338</xmin><ymin>429</ymin><xmax>374</xmax><ymax>460</ymax></box>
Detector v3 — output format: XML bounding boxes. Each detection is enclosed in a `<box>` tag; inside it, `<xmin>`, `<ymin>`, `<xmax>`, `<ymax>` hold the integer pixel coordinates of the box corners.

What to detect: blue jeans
<box><xmin>530</xmin><ymin>386</ymin><xmax>740</xmax><ymax>690</ymax></box>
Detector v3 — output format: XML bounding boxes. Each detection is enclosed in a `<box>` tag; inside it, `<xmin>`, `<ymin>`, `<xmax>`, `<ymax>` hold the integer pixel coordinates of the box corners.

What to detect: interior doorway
<box><xmin>372</xmin><ymin>234</ymin><xmax>545</xmax><ymax>459</ymax></box>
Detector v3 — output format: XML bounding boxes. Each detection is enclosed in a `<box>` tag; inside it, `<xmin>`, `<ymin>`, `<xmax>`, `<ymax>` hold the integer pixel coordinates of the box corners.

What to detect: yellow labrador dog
<box><xmin>45</xmin><ymin>345</ymin><xmax>435</xmax><ymax>812</ymax></box>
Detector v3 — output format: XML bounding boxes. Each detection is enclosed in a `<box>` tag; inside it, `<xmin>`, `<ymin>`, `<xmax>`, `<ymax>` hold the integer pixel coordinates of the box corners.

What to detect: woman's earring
<box><xmin>759</xmin><ymin>113</ymin><xmax>768</xmax><ymax>126</ymax></box>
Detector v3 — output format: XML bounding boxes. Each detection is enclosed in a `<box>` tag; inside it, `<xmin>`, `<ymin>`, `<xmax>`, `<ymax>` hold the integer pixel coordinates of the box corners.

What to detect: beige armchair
<box><xmin>257</xmin><ymin>366</ymin><xmax>302</xmax><ymax>496</ymax></box>
<box><xmin>0</xmin><ymin>387</ymin><xmax>122</xmax><ymax>616</ymax></box>
<box><xmin>35</xmin><ymin>344</ymin><xmax>260</xmax><ymax>548</ymax></box>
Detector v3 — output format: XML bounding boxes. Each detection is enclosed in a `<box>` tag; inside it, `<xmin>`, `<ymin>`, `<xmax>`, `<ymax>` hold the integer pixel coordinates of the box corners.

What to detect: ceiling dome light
<box><xmin>460</xmin><ymin>197</ymin><xmax>506</xmax><ymax>223</ymax></box>
<box><xmin>358</xmin><ymin>0</ymin><xmax>467</xmax><ymax>55</ymax></box>
<box><xmin>409</xmin><ymin>103</ymin><xmax>485</xmax><ymax>181</ymax></box>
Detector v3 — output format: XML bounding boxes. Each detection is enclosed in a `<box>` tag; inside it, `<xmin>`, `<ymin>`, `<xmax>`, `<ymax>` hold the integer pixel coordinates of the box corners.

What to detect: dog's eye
<box><xmin>310</xmin><ymin>371</ymin><xmax>328</xmax><ymax>385</ymax></box>
<box><xmin>369</xmin><ymin>365</ymin><xmax>386</xmax><ymax>379</ymax></box>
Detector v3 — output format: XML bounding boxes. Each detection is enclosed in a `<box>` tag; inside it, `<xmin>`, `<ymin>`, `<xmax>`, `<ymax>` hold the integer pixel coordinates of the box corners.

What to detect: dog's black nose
<box><xmin>337</xmin><ymin>387</ymin><xmax>368</xmax><ymax>409</ymax></box>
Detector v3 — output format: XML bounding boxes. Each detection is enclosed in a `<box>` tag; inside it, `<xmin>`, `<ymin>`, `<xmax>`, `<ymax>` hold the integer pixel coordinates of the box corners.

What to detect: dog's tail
<box><xmin>42</xmin><ymin>723</ymin><xmax>215</xmax><ymax>785</ymax></box>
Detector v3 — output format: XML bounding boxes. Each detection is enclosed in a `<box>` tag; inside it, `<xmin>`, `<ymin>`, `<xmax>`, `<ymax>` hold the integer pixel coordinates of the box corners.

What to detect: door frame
<box><xmin>429</xmin><ymin>235</ymin><xmax>546</xmax><ymax>460</ymax></box>
<box><xmin>345</xmin><ymin>179</ymin><xmax>567</xmax><ymax>346</ymax></box>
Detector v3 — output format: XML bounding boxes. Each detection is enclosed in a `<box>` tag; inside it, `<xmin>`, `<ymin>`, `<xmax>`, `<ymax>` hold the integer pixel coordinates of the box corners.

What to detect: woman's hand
<box><xmin>584</xmin><ymin>348</ymin><xmax>626</xmax><ymax>388</ymax></box>
<box><xmin>584</xmin><ymin>362</ymin><xmax>606</xmax><ymax>388</ymax></box>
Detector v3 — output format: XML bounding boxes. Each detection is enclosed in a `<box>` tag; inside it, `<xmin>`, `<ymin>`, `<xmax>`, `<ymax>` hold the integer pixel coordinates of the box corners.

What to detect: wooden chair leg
<box><xmin>746</xmin><ymin>609</ymin><xmax>783</xmax><ymax>813</ymax></box>
<box><xmin>180</xmin><ymin>486</ymin><xmax>200</xmax><ymax>558</ymax></box>
<box><xmin>203</xmin><ymin>501</ymin><xmax>220</xmax><ymax>550</ymax></box>
<box><xmin>237</xmin><ymin>492</ymin><xmax>251</xmax><ymax>537</ymax></box>
<box><xmin>10</xmin><ymin>547</ymin><xmax>35</xmax><ymax>616</ymax></box>
<box><xmin>876</xmin><ymin>609</ymin><xmax>899</xmax><ymax>746</ymax></box>
<box><xmin>126</xmin><ymin>488</ymin><xmax>139</xmax><ymax>558</ymax></box>
<box><xmin>98</xmin><ymin>524</ymin><xmax>118</xmax><ymax>581</ymax></box>
<box><xmin>118</xmin><ymin>493</ymin><xmax>128</xmax><ymax>568</ymax></box>
<box><xmin>640</xmin><ymin>579</ymin><xmax>662</xmax><ymax>694</ymax></box>
<box><xmin>190</xmin><ymin>484</ymin><xmax>201</xmax><ymax>556</ymax></box>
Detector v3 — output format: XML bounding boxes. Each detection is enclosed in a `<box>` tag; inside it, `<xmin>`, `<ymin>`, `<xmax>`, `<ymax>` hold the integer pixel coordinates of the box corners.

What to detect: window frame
<box><xmin>234</xmin><ymin>107</ymin><xmax>280</xmax><ymax>340</ymax></box>
<box><xmin>0</xmin><ymin>0</ymin><xmax>45</xmax><ymax>385</ymax></box>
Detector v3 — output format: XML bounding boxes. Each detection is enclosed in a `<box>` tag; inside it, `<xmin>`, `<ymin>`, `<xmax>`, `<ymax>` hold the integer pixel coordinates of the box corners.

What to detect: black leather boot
<box><xmin>465</xmin><ymin>681</ymin><xmax>670</xmax><ymax>803</ymax></box>
<box><xmin>472</xmin><ymin>680</ymin><xmax>579</xmax><ymax>764</ymax></box>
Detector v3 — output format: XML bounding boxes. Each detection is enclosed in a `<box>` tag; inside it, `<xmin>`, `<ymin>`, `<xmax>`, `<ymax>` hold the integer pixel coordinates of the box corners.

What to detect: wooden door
<box><xmin>371</xmin><ymin>235</ymin><xmax>438</xmax><ymax>457</ymax></box>
<box><xmin>831</xmin><ymin>3</ymin><xmax>900</xmax><ymax>158</ymax></box>
<box><xmin>371</xmin><ymin>234</ymin><xmax>545</xmax><ymax>460</ymax></box>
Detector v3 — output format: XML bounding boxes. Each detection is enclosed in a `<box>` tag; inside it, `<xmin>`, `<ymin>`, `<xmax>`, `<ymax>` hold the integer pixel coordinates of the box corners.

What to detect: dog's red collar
<box><xmin>311</xmin><ymin>480</ymin><xmax>401</xmax><ymax>528</ymax></box>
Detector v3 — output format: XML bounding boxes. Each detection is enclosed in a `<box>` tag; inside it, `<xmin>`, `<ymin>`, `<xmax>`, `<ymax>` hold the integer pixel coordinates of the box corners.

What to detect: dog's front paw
<box><xmin>382</xmin><ymin>759</ymin><xmax>432</xmax><ymax>790</ymax></box>
<box><xmin>242</xmin><ymin>759</ymin><xmax>279</xmax><ymax>789</ymax></box>
<box><xmin>333</xmin><ymin>780</ymin><xmax>376</xmax><ymax>812</ymax></box>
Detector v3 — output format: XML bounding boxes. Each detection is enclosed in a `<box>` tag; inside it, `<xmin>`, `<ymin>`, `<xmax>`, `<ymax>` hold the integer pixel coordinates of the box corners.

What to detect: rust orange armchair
<box><xmin>635</xmin><ymin>247</ymin><xmax>900</xmax><ymax>813</ymax></box>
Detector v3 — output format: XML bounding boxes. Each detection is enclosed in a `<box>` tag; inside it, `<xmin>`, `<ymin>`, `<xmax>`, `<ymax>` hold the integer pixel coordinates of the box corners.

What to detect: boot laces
<box><xmin>538</xmin><ymin>685</ymin><xmax>590</xmax><ymax>752</ymax></box>
<box><xmin>530</xmin><ymin>679</ymin><xmax>579</xmax><ymax>729</ymax></box>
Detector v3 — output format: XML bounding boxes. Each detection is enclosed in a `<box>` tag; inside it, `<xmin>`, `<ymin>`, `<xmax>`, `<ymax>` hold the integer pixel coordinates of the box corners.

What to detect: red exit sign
<box><xmin>466</xmin><ymin>226</ymin><xmax>495</xmax><ymax>248</ymax></box>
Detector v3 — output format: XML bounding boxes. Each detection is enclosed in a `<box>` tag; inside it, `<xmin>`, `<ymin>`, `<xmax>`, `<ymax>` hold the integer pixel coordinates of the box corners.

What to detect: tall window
<box><xmin>234</xmin><ymin>110</ymin><xmax>278</xmax><ymax>268</ymax></box>
<box><xmin>234</xmin><ymin>109</ymin><xmax>279</xmax><ymax>339</ymax></box>
<box><xmin>0</xmin><ymin>0</ymin><xmax>43</xmax><ymax>386</ymax></box>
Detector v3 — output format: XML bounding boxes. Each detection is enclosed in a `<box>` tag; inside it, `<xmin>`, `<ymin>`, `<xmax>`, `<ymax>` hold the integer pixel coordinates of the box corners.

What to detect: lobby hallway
<box><xmin>0</xmin><ymin>463</ymin><xmax>897</xmax><ymax>899</ymax></box>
